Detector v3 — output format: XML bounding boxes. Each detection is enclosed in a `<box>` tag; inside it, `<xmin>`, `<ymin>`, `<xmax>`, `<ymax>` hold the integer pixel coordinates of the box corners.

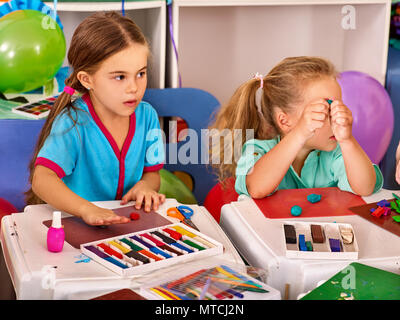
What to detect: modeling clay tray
<box><xmin>11</xmin><ymin>96</ymin><xmax>58</xmax><ymax>119</ymax></box>
<box><xmin>283</xmin><ymin>221</ymin><xmax>359</xmax><ymax>260</ymax></box>
<box><xmin>140</xmin><ymin>264</ymin><xmax>281</xmax><ymax>300</ymax></box>
<box><xmin>81</xmin><ymin>223</ymin><xmax>224</xmax><ymax>276</ymax></box>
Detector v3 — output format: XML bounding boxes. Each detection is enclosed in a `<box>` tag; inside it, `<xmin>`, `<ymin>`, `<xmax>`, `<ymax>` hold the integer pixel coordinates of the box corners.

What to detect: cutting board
<box><xmin>42</xmin><ymin>205</ymin><xmax>172</xmax><ymax>249</ymax></box>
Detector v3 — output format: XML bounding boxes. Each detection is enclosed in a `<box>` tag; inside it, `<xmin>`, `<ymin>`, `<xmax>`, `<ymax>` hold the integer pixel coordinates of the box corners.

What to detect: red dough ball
<box><xmin>130</xmin><ymin>212</ymin><xmax>140</xmax><ymax>220</ymax></box>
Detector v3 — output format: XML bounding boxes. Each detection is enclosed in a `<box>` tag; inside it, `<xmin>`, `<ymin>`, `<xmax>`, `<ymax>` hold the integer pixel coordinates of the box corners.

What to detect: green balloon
<box><xmin>159</xmin><ymin>169</ymin><xmax>197</xmax><ymax>205</ymax></box>
<box><xmin>0</xmin><ymin>10</ymin><xmax>66</xmax><ymax>93</ymax></box>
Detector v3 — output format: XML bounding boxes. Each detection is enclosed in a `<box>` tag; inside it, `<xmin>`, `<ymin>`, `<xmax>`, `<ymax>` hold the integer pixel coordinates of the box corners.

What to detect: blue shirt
<box><xmin>35</xmin><ymin>94</ymin><xmax>164</xmax><ymax>201</ymax></box>
<box><xmin>235</xmin><ymin>136</ymin><xmax>383</xmax><ymax>196</ymax></box>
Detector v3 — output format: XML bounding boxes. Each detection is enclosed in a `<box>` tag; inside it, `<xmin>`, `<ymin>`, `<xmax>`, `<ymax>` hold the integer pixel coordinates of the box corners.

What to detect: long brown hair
<box><xmin>208</xmin><ymin>56</ymin><xmax>338</xmax><ymax>184</ymax></box>
<box><xmin>25</xmin><ymin>11</ymin><xmax>149</xmax><ymax>205</ymax></box>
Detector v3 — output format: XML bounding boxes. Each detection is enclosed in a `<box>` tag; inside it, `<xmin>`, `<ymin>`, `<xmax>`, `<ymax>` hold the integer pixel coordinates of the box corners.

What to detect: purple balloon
<box><xmin>337</xmin><ymin>71</ymin><xmax>394</xmax><ymax>164</ymax></box>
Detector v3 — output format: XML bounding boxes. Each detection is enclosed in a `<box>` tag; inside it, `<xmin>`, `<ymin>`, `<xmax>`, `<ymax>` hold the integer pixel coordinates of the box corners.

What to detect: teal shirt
<box><xmin>235</xmin><ymin>136</ymin><xmax>383</xmax><ymax>196</ymax></box>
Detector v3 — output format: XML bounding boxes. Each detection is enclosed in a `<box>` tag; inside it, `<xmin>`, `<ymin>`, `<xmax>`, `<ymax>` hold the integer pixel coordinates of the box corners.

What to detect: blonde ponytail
<box><xmin>208</xmin><ymin>77</ymin><xmax>275</xmax><ymax>184</ymax></box>
<box><xmin>24</xmin><ymin>74</ymin><xmax>88</xmax><ymax>205</ymax></box>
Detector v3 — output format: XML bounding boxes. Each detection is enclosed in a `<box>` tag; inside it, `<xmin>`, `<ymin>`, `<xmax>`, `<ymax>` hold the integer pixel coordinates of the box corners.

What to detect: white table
<box><xmin>0</xmin><ymin>199</ymin><xmax>244</xmax><ymax>300</ymax></box>
<box><xmin>219</xmin><ymin>189</ymin><xmax>400</xmax><ymax>300</ymax></box>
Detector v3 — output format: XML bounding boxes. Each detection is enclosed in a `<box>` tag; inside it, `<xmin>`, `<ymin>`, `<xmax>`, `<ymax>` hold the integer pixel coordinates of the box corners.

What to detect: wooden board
<box><xmin>42</xmin><ymin>206</ymin><xmax>172</xmax><ymax>249</ymax></box>
<box><xmin>253</xmin><ymin>187</ymin><xmax>365</xmax><ymax>219</ymax></box>
<box><xmin>348</xmin><ymin>198</ymin><xmax>400</xmax><ymax>238</ymax></box>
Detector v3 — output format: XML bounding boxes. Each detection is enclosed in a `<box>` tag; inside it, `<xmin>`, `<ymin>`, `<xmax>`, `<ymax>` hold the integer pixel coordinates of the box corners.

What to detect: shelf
<box><xmin>173</xmin><ymin>0</ymin><xmax>389</xmax><ymax>6</ymax></box>
<box><xmin>168</xmin><ymin>1</ymin><xmax>391</xmax><ymax>105</ymax></box>
<box><xmin>43</xmin><ymin>1</ymin><xmax>165</xmax><ymax>89</ymax></box>
<box><xmin>44</xmin><ymin>1</ymin><xmax>164</xmax><ymax>12</ymax></box>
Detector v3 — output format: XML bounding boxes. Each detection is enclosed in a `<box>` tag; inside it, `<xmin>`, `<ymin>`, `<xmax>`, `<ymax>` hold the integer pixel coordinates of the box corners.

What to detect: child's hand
<box><xmin>330</xmin><ymin>100</ymin><xmax>353</xmax><ymax>142</ymax></box>
<box><xmin>81</xmin><ymin>206</ymin><xmax>130</xmax><ymax>226</ymax></box>
<box><xmin>120</xmin><ymin>180</ymin><xmax>166</xmax><ymax>212</ymax></box>
<box><xmin>396</xmin><ymin>161</ymin><xmax>400</xmax><ymax>185</ymax></box>
<box><xmin>395</xmin><ymin>142</ymin><xmax>400</xmax><ymax>185</ymax></box>
<box><xmin>295</xmin><ymin>99</ymin><xmax>330</xmax><ymax>141</ymax></box>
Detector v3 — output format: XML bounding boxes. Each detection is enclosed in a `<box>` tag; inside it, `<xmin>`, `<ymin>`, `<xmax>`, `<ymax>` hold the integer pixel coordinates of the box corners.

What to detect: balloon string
<box><xmin>121</xmin><ymin>0</ymin><xmax>125</xmax><ymax>16</ymax></box>
<box><xmin>53</xmin><ymin>0</ymin><xmax>57</xmax><ymax>21</ymax></box>
<box><xmin>168</xmin><ymin>3</ymin><xmax>182</xmax><ymax>88</ymax></box>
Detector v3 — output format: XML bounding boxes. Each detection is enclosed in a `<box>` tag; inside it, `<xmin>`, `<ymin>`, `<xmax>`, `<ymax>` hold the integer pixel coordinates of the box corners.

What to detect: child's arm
<box><xmin>330</xmin><ymin>100</ymin><xmax>376</xmax><ymax>195</ymax></box>
<box><xmin>246</xmin><ymin>130</ymin><xmax>306</xmax><ymax>198</ymax></box>
<box><xmin>32</xmin><ymin>166</ymin><xmax>130</xmax><ymax>225</ymax></box>
<box><xmin>396</xmin><ymin>141</ymin><xmax>400</xmax><ymax>184</ymax></box>
<box><xmin>246</xmin><ymin>100</ymin><xmax>329</xmax><ymax>198</ymax></box>
<box><xmin>120</xmin><ymin>171</ymin><xmax>166</xmax><ymax>212</ymax></box>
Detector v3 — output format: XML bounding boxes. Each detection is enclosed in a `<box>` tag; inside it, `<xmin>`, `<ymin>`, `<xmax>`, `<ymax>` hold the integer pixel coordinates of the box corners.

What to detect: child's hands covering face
<box><xmin>329</xmin><ymin>100</ymin><xmax>353</xmax><ymax>142</ymax></box>
<box><xmin>295</xmin><ymin>99</ymin><xmax>330</xmax><ymax>142</ymax></box>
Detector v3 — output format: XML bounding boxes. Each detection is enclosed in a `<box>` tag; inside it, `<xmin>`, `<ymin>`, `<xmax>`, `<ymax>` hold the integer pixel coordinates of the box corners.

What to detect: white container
<box><xmin>139</xmin><ymin>261</ymin><xmax>282</xmax><ymax>300</ymax></box>
<box><xmin>283</xmin><ymin>221</ymin><xmax>359</xmax><ymax>260</ymax></box>
<box><xmin>80</xmin><ymin>223</ymin><xmax>224</xmax><ymax>277</ymax></box>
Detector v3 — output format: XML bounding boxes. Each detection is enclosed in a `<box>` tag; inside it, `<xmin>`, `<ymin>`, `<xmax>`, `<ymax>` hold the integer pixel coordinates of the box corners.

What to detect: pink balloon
<box><xmin>337</xmin><ymin>71</ymin><xmax>394</xmax><ymax>164</ymax></box>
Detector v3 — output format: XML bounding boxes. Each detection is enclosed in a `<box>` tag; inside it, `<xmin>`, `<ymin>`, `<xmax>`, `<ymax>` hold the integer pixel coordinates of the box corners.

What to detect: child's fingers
<box><xmin>396</xmin><ymin>162</ymin><xmax>400</xmax><ymax>184</ymax></box>
<box><xmin>299</xmin><ymin>102</ymin><xmax>329</xmax><ymax>134</ymax></box>
<box><xmin>144</xmin><ymin>194</ymin><xmax>153</xmax><ymax>212</ymax></box>
<box><xmin>84</xmin><ymin>208</ymin><xmax>131</xmax><ymax>226</ymax></box>
<box><xmin>120</xmin><ymin>190</ymin><xmax>134</xmax><ymax>205</ymax></box>
<box><xmin>329</xmin><ymin>99</ymin><xmax>344</xmax><ymax>109</ymax></box>
<box><xmin>152</xmin><ymin>194</ymin><xmax>160</xmax><ymax>211</ymax></box>
<box><xmin>97</xmin><ymin>219</ymin><xmax>127</xmax><ymax>226</ymax></box>
<box><xmin>304</xmin><ymin>113</ymin><xmax>326</xmax><ymax>131</ymax></box>
<box><xmin>333</xmin><ymin>116</ymin><xmax>351</xmax><ymax>126</ymax></box>
<box><xmin>159</xmin><ymin>193</ymin><xmax>166</xmax><ymax>203</ymax></box>
<box><xmin>330</xmin><ymin>103</ymin><xmax>352</xmax><ymax>129</ymax></box>
<box><xmin>310</xmin><ymin>111</ymin><xmax>327</xmax><ymax>122</ymax></box>
<box><xmin>92</xmin><ymin>216</ymin><xmax>113</xmax><ymax>226</ymax></box>
<box><xmin>114</xmin><ymin>215</ymin><xmax>131</xmax><ymax>223</ymax></box>
<box><xmin>304</xmin><ymin>103</ymin><xmax>329</xmax><ymax>125</ymax></box>
<box><xmin>396</xmin><ymin>167</ymin><xmax>400</xmax><ymax>185</ymax></box>
<box><xmin>310</xmin><ymin>120</ymin><xmax>325</xmax><ymax>131</ymax></box>
<box><xmin>116</xmin><ymin>218</ymin><xmax>130</xmax><ymax>224</ymax></box>
<box><xmin>330</xmin><ymin>105</ymin><xmax>352</xmax><ymax>121</ymax></box>
<box><xmin>135</xmin><ymin>193</ymin><xmax>145</xmax><ymax>210</ymax></box>
<box><xmin>310</xmin><ymin>99</ymin><xmax>330</xmax><ymax>107</ymax></box>
<box><xmin>302</xmin><ymin>119</ymin><xmax>324</xmax><ymax>134</ymax></box>
<box><xmin>101</xmin><ymin>215</ymin><xmax>130</xmax><ymax>225</ymax></box>
<box><xmin>93</xmin><ymin>218</ymin><xmax>105</xmax><ymax>226</ymax></box>
<box><xmin>330</xmin><ymin>104</ymin><xmax>351</xmax><ymax>117</ymax></box>
<box><xmin>331</xmin><ymin>111</ymin><xmax>352</xmax><ymax>123</ymax></box>
<box><xmin>307</xmin><ymin>102</ymin><xmax>329</xmax><ymax>114</ymax></box>
<box><xmin>330</xmin><ymin>111</ymin><xmax>350</xmax><ymax>120</ymax></box>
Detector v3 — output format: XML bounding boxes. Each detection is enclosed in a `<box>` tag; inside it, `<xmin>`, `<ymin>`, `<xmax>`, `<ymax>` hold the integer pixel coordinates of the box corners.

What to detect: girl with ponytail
<box><xmin>26</xmin><ymin>11</ymin><xmax>165</xmax><ymax>225</ymax></box>
<box><xmin>209</xmin><ymin>56</ymin><xmax>383</xmax><ymax>199</ymax></box>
